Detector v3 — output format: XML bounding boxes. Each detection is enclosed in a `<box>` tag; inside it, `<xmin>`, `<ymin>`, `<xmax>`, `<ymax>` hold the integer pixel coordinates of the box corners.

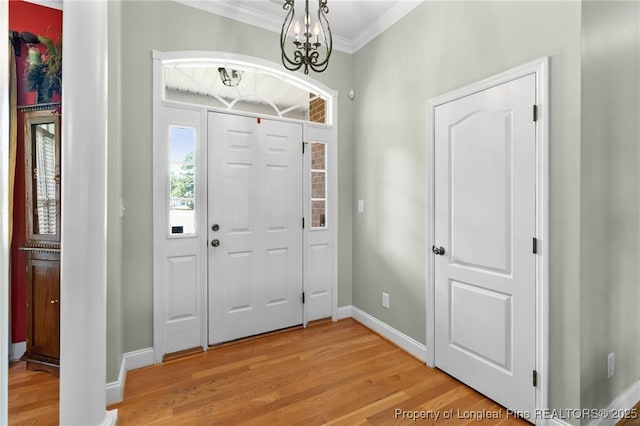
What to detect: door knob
<box><xmin>432</xmin><ymin>245</ymin><xmax>445</xmax><ymax>256</ymax></box>
<box><xmin>211</xmin><ymin>239</ymin><xmax>220</xmax><ymax>247</ymax></box>
<box><xmin>212</xmin><ymin>224</ymin><xmax>220</xmax><ymax>232</ymax></box>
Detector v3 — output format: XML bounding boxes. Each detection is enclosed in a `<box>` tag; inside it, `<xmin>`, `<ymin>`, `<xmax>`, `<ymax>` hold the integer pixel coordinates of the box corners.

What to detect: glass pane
<box><xmin>309</xmin><ymin>96</ymin><xmax>326</xmax><ymax>124</ymax></box>
<box><xmin>312</xmin><ymin>171</ymin><xmax>326</xmax><ymax>199</ymax></box>
<box><xmin>164</xmin><ymin>65</ymin><xmax>330</xmax><ymax>124</ymax></box>
<box><xmin>311</xmin><ymin>142</ymin><xmax>326</xmax><ymax>171</ymax></box>
<box><xmin>311</xmin><ymin>200</ymin><xmax>326</xmax><ymax>228</ymax></box>
<box><xmin>32</xmin><ymin>122</ymin><xmax>57</xmax><ymax>235</ymax></box>
<box><xmin>310</xmin><ymin>142</ymin><xmax>327</xmax><ymax>229</ymax></box>
<box><xmin>169</xmin><ymin>126</ymin><xmax>196</xmax><ymax>235</ymax></box>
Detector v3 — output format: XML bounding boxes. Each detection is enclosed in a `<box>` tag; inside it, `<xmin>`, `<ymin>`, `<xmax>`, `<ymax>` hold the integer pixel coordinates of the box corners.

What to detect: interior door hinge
<box><xmin>533</xmin><ymin>104</ymin><xmax>538</xmax><ymax>122</ymax></box>
<box><xmin>533</xmin><ymin>369</ymin><xmax>538</xmax><ymax>387</ymax></box>
<box><xmin>302</xmin><ymin>292</ymin><xmax>305</xmax><ymax>304</ymax></box>
<box><xmin>532</xmin><ymin>237</ymin><xmax>538</xmax><ymax>254</ymax></box>
<box><xmin>302</xmin><ymin>217</ymin><xmax>305</xmax><ymax>229</ymax></box>
<box><xmin>302</xmin><ymin>141</ymin><xmax>306</xmax><ymax>154</ymax></box>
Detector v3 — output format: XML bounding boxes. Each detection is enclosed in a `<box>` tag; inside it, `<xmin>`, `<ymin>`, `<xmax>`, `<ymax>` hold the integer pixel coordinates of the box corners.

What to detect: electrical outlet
<box><xmin>382</xmin><ymin>292</ymin><xmax>390</xmax><ymax>309</ymax></box>
<box><xmin>607</xmin><ymin>352</ymin><xmax>615</xmax><ymax>378</ymax></box>
<box><xmin>358</xmin><ymin>200</ymin><xmax>364</xmax><ymax>213</ymax></box>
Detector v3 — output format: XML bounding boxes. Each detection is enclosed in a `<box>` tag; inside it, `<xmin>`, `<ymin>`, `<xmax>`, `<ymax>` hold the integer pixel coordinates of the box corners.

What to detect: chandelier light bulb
<box><xmin>280</xmin><ymin>0</ymin><xmax>333</xmax><ymax>74</ymax></box>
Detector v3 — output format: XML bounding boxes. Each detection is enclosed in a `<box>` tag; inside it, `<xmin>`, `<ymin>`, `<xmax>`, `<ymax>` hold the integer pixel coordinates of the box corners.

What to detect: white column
<box><xmin>60</xmin><ymin>1</ymin><xmax>115</xmax><ymax>425</ymax></box>
<box><xmin>0</xmin><ymin>1</ymin><xmax>10</xmax><ymax>424</ymax></box>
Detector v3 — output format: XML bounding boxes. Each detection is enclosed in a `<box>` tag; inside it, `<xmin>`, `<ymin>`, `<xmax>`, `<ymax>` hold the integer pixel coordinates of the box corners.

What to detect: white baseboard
<box><xmin>10</xmin><ymin>341</ymin><xmax>26</xmax><ymax>361</ymax></box>
<box><xmin>105</xmin><ymin>355</ymin><xmax>126</xmax><ymax>405</ymax></box>
<box><xmin>588</xmin><ymin>380</ymin><xmax>640</xmax><ymax>426</ymax></box>
<box><xmin>336</xmin><ymin>305</ymin><xmax>352</xmax><ymax>320</ymax></box>
<box><xmin>105</xmin><ymin>347</ymin><xmax>154</xmax><ymax>406</ymax></box>
<box><xmin>124</xmin><ymin>347</ymin><xmax>154</xmax><ymax>371</ymax></box>
<box><xmin>99</xmin><ymin>409</ymin><xmax>118</xmax><ymax>426</ymax></box>
<box><xmin>350</xmin><ymin>306</ymin><xmax>427</xmax><ymax>362</ymax></box>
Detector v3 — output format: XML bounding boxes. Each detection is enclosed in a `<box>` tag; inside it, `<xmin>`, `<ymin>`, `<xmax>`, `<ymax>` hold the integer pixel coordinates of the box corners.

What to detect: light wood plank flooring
<box><xmin>11</xmin><ymin>319</ymin><xmax>531</xmax><ymax>425</ymax></box>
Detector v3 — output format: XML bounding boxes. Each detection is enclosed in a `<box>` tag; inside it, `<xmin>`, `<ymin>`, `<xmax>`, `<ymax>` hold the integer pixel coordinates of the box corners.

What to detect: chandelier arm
<box><xmin>280</xmin><ymin>0</ymin><xmax>331</xmax><ymax>74</ymax></box>
<box><xmin>280</xmin><ymin>0</ymin><xmax>295</xmax><ymax>59</ymax></box>
<box><xmin>316</xmin><ymin>1</ymin><xmax>333</xmax><ymax>62</ymax></box>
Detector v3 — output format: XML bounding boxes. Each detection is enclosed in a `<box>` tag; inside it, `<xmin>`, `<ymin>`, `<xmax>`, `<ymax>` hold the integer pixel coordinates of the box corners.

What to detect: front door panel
<box><xmin>208</xmin><ymin>113</ymin><xmax>303</xmax><ymax>345</ymax></box>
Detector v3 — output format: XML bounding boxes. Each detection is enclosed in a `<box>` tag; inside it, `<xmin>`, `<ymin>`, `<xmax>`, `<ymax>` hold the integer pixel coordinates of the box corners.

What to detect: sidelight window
<box><xmin>310</xmin><ymin>142</ymin><xmax>327</xmax><ymax>229</ymax></box>
<box><xmin>169</xmin><ymin>125</ymin><xmax>196</xmax><ymax>235</ymax></box>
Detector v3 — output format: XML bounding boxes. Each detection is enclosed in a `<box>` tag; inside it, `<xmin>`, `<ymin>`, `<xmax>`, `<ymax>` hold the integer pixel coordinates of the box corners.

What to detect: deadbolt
<box><xmin>212</xmin><ymin>224</ymin><xmax>220</xmax><ymax>232</ymax></box>
<box><xmin>432</xmin><ymin>246</ymin><xmax>445</xmax><ymax>256</ymax></box>
<box><xmin>211</xmin><ymin>239</ymin><xmax>220</xmax><ymax>247</ymax></box>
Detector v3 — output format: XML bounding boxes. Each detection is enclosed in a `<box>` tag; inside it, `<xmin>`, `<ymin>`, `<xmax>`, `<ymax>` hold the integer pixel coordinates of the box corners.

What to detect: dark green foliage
<box><xmin>170</xmin><ymin>152</ymin><xmax>195</xmax><ymax>209</ymax></box>
<box><xmin>23</xmin><ymin>34</ymin><xmax>62</xmax><ymax>103</ymax></box>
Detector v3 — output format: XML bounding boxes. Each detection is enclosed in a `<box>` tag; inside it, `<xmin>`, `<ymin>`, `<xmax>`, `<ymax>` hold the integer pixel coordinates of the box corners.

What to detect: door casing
<box><xmin>426</xmin><ymin>57</ymin><xmax>549</xmax><ymax>423</ymax></box>
<box><xmin>152</xmin><ymin>51</ymin><xmax>339</xmax><ymax>363</ymax></box>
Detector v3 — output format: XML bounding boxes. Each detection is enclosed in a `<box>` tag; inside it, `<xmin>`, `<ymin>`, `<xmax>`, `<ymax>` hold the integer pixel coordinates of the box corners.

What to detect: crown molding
<box><xmin>350</xmin><ymin>1</ymin><xmax>423</xmax><ymax>53</ymax></box>
<box><xmin>174</xmin><ymin>0</ymin><xmax>350</xmax><ymax>53</ymax></box>
<box><xmin>23</xmin><ymin>0</ymin><xmax>63</xmax><ymax>11</ymax></box>
<box><xmin>173</xmin><ymin>0</ymin><xmax>422</xmax><ymax>54</ymax></box>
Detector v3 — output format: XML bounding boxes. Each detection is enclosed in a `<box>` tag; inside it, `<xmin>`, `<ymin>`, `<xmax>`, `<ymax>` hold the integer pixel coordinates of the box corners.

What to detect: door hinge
<box><xmin>533</xmin><ymin>369</ymin><xmax>538</xmax><ymax>387</ymax></box>
<box><xmin>302</xmin><ymin>141</ymin><xmax>306</xmax><ymax>154</ymax></box>
<box><xmin>533</xmin><ymin>105</ymin><xmax>538</xmax><ymax>122</ymax></box>
<box><xmin>532</xmin><ymin>237</ymin><xmax>538</xmax><ymax>254</ymax></box>
<box><xmin>302</xmin><ymin>292</ymin><xmax>305</xmax><ymax>304</ymax></box>
<box><xmin>302</xmin><ymin>217</ymin><xmax>305</xmax><ymax>229</ymax></box>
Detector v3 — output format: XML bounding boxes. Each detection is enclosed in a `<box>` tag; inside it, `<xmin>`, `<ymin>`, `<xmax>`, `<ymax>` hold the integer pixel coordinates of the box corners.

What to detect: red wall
<box><xmin>9</xmin><ymin>0</ymin><xmax>62</xmax><ymax>343</ymax></box>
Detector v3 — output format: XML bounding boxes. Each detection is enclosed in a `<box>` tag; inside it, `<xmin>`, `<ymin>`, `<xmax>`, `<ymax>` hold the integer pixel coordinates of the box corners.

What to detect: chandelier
<box><xmin>280</xmin><ymin>0</ymin><xmax>333</xmax><ymax>74</ymax></box>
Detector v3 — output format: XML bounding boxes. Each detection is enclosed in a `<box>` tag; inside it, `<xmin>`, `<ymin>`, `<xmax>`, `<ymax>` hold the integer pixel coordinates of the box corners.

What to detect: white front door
<box><xmin>433</xmin><ymin>74</ymin><xmax>537</xmax><ymax>414</ymax></box>
<box><xmin>208</xmin><ymin>113</ymin><xmax>303</xmax><ymax>345</ymax></box>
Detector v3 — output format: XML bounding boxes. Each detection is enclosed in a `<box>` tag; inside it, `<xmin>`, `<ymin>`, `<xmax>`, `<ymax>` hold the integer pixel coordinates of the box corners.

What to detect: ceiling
<box><xmin>175</xmin><ymin>0</ymin><xmax>423</xmax><ymax>54</ymax></box>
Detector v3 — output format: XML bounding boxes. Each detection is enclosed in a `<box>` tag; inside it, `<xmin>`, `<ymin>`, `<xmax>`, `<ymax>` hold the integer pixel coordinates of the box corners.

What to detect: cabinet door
<box><xmin>26</xmin><ymin>256</ymin><xmax>60</xmax><ymax>358</ymax></box>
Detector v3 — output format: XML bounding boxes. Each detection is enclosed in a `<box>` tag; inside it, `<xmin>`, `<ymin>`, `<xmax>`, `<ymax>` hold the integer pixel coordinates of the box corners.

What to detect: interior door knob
<box><xmin>211</xmin><ymin>239</ymin><xmax>220</xmax><ymax>247</ymax></box>
<box><xmin>432</xmin><ymin>245</ymin><xmax>445</xmax><ymax>256</ymax></box>
<box><xmin>212</xmin><ymin>224</ymin><xmax>220</xmax><ymax>232</ymax></box>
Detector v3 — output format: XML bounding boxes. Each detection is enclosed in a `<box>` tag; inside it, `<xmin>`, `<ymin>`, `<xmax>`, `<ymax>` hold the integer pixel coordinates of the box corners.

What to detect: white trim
<box><xmin>9</xmin><ymin>341</ymin><xmax>26</xmax><ymax>361</ymax></box>
<box><xmin>99</xmin><ymin>410</ymin><xmax>118</xmax><ymax>426</ymax></box>
<box><xmin>105</xmin><ymin>356</ymin><xmax>126</xmax><ymax>406</ymax></box>
<box><xmin>587</xmin><ymin>380</ymin><xmax>640</xmax><ymax>426</ymax></box>
<box><xmin>105</xmin><ymin>348</ymin><xmax>155</xmax><ymax>406</ymax></box>
<box><xmin>158</xmin><ymin>51</ymin><xmax>338</xmax><ymax>109</ymax></box>
<box><xmin>351</xmin><ymin>306</ymin><xmax>427</xmax><ymax>362</ymax></box>
<box><xmin>125</xmin><ymin>347</ymin><xmax>155</xmax><ymax>371</ymax></box>
<box><xmin>426</xmin><ymin>57</ymin><xmax>549</xmax><ymax>424</ymax></box>
<box><xmin>350</xmin><ymin>1</ymin><xmax>423</xmax><ymax>53</ymax></box>
<box><xmin>152</xmin><ymin>53</ymin><xmax>164</xmax><ymax>364</ymax></box>
<box><xmin>153</xmin><ymin>51</ymin><xmax>338</xmax><ymax>359</ymax></box>
<box><xmin>336</xmin><ymin>305</ymin><xmax>352</xmax><ymax>321</ymax></box>
<box><xmin>23</xmin><ymin>0</ymin><xmax>63</xmax><ymax>11</ymax></box>
<box><xmin>173</xmin><ymin>0</ymin><xmax>315</xmax><ymax>48</ymax></box>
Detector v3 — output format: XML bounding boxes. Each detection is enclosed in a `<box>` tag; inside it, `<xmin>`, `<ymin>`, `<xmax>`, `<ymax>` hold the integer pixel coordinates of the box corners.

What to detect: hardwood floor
<box><xmin>10</xmin><ymin>319</ymin><xmax>530</xmax><ymax>425</ymax></box>
<box><xmin>8</xmin><ymin>361</ymin><xmax>59</xmax><ymax>425</ymax></box>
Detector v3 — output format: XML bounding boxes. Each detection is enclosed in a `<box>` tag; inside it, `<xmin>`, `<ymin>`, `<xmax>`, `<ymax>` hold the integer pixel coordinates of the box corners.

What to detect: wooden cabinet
<box><xmin>20</xmin><ymin>107</ymin><xmax>61</xmax><ymax>375</ymax></box>
<box><xmin>22</xmin><ymin>248</ymin><xmax>60</xmax><ymax>375</ymax></box>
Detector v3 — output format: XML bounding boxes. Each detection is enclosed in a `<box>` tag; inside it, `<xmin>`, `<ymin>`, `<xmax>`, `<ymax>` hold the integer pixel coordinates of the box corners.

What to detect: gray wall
<box><xmin>111</xmin><ymin>1</ymin><xmax>354</xmax><ymax>364</ymax></box>
<box><xmin>107</xmin><ymin>1</ymin><xmax>640</xmax><ymax>417</ymax></box>
<box><xmin>580</xmin><ymin>1</ymin><xmax>640</xmax><ymax>418</ymax></box>
<box><xmin>352</xmin><ymin>1</ymin><xmax>582</xmax><ymax>414</ymax></box>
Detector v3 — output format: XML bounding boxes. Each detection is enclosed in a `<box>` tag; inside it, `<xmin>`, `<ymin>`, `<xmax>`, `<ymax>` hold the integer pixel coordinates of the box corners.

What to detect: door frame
<box><xmin>151</xmin><ymin>51</ymin><xmax>339</xmax><ymax>363</ymax></box>
<box><xmin>426</xmin><ymin>57</ymin><xmax>549</xmax><ymax>421</ymax></box>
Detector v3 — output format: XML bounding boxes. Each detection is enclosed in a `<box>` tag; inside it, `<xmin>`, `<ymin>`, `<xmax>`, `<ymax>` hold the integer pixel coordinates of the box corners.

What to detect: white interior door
<box><xmin>434</xmin><ymin>74</ymin><xmax>537</xmax><ymax>414</ymax></box>
<box><xmin>208</xmin><ymin>113</ymin><xmax>303</xmax><ymax>345</ymax></box>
